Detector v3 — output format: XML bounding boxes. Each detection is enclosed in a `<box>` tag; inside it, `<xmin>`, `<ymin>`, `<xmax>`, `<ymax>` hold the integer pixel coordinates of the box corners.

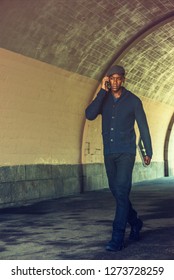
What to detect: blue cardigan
<box><xmin>85</xmin><ymin>87</ymin><xmax>153</xmax><ymax>157</ymax></box>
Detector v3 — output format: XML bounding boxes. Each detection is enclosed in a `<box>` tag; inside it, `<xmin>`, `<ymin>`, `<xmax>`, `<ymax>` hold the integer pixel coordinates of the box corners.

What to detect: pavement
<box><xmin>0</xmin><ymin>177</ymin><xmax>174</xmax><ymax>260</ymax></box>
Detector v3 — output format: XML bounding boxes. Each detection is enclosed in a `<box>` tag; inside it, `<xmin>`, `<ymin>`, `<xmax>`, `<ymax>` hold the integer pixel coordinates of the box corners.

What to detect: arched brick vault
<box><xmin>0</xmin><ymin>0</ymin><xmax>174</xmax><ymax>204</ymax></box>
<box><xmin>0</xmin><ymin>1</ymin><xmax>174</xmax><ymax>81</ymax></box>
<box><xmin>1</xmin><ymin>1</ymin><xmax>174</xmax><ymax>105</ymax></box>
<box><xmin>1</xmin><ymin>1</ymin><xmax>174</xmax><ymax>103</ymax></box>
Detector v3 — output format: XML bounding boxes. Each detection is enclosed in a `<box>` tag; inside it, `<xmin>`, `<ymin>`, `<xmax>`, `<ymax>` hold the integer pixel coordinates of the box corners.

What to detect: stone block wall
<box><xmin>0</xmin><ymin>161</ymin><xmax>164</xmax><ymax>208</ymax></box>
<box><xmin>0</xmin><ymin>164</ymin><xmax>83</xmax><ymax>208</ymax></box>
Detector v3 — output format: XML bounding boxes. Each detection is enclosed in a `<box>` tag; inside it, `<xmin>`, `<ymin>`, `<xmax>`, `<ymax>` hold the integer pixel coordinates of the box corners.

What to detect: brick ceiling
<box><xmin>0</xmin><ymin>0</ymin><xmax>174</xmax><ymax>105</ymax></box>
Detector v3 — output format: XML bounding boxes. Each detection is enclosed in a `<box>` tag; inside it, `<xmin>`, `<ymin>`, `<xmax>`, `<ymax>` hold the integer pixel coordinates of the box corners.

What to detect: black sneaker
<box><xmin>129</xmin><ymin>219</ymin><xmax>143</xmax><ymax>241</ymax></box>
<box><xmin>106</xmin><ymin>240</ymin><xmax>124</xmax><ymax>252</ymax></box>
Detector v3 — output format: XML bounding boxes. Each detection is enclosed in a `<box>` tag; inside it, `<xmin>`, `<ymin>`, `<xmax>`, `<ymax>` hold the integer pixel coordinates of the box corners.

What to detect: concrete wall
<box><xmin>82</xmin><ymin>85</ymin><xmax>174</xmax><ymax>190</ymax></box>
<box><xmin>0</xmin><ymin>48</ymin><xmax>97</xmax><ymax>166</ymax></box>
<box><xmin>168</xmin><ymin>125</ymin><xmax>174</xmax><ymax>176</ymax></box>
<box><xmin>0</xmin><ymin>48</ymin><xmax>97</xmax><ymax>208</ymax></box>
<box><xmin>0</xmin><ymin>48</ymin><xmax>174</xmax><ymax>208</ymax></box>
<box><xmin>0</xmin><ymin>164</ymin><xmax>83</xmax><ymax>208</ymax></box>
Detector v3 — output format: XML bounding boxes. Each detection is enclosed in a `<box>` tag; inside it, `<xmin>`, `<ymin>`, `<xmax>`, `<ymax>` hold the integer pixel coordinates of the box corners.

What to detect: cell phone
<box><xmin>105</xmin><ymin>81</ymin><xmax>111</xmax><ymax>89</ymax></box>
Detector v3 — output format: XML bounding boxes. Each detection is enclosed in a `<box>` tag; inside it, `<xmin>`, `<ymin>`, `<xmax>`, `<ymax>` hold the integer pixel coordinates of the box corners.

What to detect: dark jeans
<box><xmin>104</xmin><ymin>153</ymin><xmax>138</xmax><ymax>239</ymax></box>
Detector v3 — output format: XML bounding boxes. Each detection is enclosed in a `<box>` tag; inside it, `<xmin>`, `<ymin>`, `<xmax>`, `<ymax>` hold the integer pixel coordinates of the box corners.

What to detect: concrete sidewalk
<box><xmin>0</xmin><ymin>177</ymin><xmax>174</xmax><ymax>260</ymax></box>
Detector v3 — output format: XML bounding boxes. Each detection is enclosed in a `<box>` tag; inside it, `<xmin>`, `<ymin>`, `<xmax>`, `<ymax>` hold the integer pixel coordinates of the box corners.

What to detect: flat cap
<box><xmin>107</xmin><ymin>65</ymin><xmax>125</xmax><ymax>76</ymax></box>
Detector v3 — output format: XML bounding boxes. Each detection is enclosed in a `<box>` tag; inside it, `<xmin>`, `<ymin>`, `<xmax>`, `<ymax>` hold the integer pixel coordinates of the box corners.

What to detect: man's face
<box><xmin>109</xmin><ymin>73</ymin><xmax>125</xmax><ymax>93</ymax></box>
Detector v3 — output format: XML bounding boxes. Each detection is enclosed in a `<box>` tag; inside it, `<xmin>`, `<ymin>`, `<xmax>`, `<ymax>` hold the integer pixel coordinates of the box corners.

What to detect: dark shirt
<box><xmin>85</xmin><ymin>87</ymin><xmax>153</xmax><ymax>157</ymax></box>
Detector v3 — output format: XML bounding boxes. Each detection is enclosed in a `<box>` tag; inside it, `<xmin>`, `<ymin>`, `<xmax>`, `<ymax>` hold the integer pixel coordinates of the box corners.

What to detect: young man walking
<box><xmin>85</xmin><ymin>65</ymin><xmax>152</xmax><ymax>251</ymax></box>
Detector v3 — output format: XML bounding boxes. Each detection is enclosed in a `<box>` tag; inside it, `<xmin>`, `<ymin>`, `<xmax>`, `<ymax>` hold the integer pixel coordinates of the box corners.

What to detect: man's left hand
<box><xmin>143</xmin><ymin>156</ymin><xmax>151</xmax><ymax>166</ymax></box>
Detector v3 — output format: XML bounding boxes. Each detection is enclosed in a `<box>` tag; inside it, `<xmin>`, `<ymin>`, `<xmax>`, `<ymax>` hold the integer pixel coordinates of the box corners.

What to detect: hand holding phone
<box><xmin>101</xmin><ymin>76</ymin><xmax>110</xmax><ymax>91</ymax></box>
<box><xmin>105</xmin><ymin>81</ymin><xmax>111</xmax><ymax>89</ymax></box>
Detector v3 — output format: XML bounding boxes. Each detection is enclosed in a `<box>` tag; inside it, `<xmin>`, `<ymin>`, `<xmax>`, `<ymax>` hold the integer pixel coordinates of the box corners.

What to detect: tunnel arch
<box><xmin>1</xmin><ymin>1</ymin><xmax>174</xmax><ymax>205</ymax></box>
<box><xmin>98</xmin><ymin>11</ymin><xmax>174</xmax><ymax>79</ymax></box>
<box><xmin>164</xmin><ymin>112</ymin><xmax>174</xmax><ymax>176</ymax></box>
<box><xmin>81</xmin><ymin>13</ymin><xmax>174</xmax><ymax>189</ymax></box>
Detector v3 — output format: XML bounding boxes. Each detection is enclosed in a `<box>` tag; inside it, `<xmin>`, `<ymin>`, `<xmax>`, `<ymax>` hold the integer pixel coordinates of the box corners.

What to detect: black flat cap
<box><xmin>107</xmin><ymin>65</ymin><xmax>125</xmax><ymax>76</ymax></box>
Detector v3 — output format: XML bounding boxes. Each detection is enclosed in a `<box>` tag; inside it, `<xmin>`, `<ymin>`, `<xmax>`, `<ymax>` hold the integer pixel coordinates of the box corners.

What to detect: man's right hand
<box><xmin>101</xmin><ymin>76</ymin><xmax>110</xmax><ymax>91</ymax></box>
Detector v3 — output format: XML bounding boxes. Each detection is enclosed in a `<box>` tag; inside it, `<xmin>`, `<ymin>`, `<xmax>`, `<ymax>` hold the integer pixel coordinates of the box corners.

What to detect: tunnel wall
<box><xmin>0</xmin><ymin>48</ymin><xmax>173</xmax><ymax>208</ymax></box>
<box><xmin>0</xmin><ymin>48</ymin><xmax>97</xmax><ymax>208</ymax></box>
<box><xmin>168</xmin><ymin>124</ymin><xmax>174</xmax><ymax>176</ymax></box>
<box><xmin>82</xmin><ymin>99</ymin><xmax>174</xmax><ymax>192</ymax></box>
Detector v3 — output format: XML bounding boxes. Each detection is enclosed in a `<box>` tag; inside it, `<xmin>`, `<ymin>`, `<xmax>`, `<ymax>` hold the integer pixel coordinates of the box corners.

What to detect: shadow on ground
<box><xmin>0</xmin><ymin>177</ymin><xmax>174</xmax><ymax>260</ymax></box>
